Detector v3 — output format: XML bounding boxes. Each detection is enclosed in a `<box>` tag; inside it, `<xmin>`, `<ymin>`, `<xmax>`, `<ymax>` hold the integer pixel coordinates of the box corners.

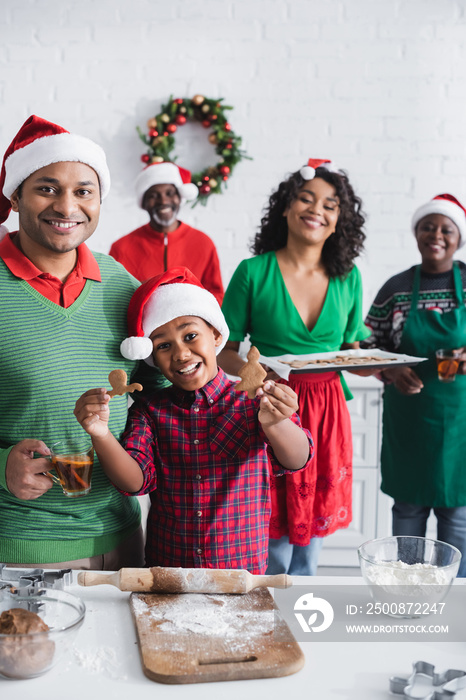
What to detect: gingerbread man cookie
<box><xmin>108</xmin><ymin>369</ymin><xmax>143</xmax><ymax>398</ymax></box>
<box><xmin>235</xmin><ymin>346</ymin><xmax>267</xmax><ymax>398</ymax></box>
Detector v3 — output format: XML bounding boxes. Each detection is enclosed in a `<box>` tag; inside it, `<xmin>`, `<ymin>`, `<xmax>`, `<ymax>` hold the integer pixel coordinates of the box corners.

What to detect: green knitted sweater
<box><xmin>0</xmin><ymin>251</ymin><xmax>141</xmax><ymax>563</ymax></box>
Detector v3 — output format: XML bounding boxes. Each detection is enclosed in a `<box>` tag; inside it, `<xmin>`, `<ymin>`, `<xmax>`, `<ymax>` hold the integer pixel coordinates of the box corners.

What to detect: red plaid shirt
<box><xmin>120</xmin><ymin>368</ymin><xmax>313</xmax><ymax>573</ymax></box>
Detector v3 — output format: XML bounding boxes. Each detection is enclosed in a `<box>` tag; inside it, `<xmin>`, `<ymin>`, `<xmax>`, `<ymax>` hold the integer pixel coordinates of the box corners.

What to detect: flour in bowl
<box><xmin>365</xmin><ymin>560</ymin><xmax>451</xmax><ymax>587</ymax></box>
<box><xmin>362</xmin><ymin>559</ymin><xmax>455</xmax><ymax>609</ymax></box>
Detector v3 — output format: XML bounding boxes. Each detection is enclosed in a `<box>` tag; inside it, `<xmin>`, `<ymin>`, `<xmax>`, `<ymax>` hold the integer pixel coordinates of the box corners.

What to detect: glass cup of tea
<box><xmin>435</xmin><ymin>348</ymin><xmax>462</xmax><ymax>383</ymax></box>
<box><xmin>48</xmin><ymin>442</ymin><xmax>94</xmax><ymax>497</ymax></box>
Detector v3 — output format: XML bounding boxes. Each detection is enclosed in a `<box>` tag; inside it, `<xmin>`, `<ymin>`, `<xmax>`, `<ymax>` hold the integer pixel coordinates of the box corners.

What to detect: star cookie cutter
<box><xmin>390</xmin><ymin>661</ymin><xmax>466</xmax><ymax>699</ymax></box>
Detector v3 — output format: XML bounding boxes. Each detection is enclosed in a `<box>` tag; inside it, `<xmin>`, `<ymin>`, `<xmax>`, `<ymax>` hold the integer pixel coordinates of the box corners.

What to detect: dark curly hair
<box><xmin>252</xmin><ymin>167</ymin><xmax>366</xmax><ymax>278</ymax></box>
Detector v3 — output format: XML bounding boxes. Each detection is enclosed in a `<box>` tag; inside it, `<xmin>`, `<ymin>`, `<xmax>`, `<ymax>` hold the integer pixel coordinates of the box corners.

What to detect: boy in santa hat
<box><xmin>109</xmin><ymin>162</ymin><xmax>224</xmax><ymax>305</ymax></box>
<box><xmin>74</xmin><ymin>266</ymin><xmax>313</xmax><ymax>573</ymax></box>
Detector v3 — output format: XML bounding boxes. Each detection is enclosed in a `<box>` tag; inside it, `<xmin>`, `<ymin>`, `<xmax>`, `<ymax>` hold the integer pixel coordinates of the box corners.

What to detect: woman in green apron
<box><xmin>364</xmin><ymin>194</ymin><xmax>466</xmax><ymax>576</ymax></box>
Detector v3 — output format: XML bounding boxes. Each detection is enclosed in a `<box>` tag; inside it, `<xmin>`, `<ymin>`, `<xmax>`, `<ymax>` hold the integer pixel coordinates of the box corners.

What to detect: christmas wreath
<box><xmin>138</xmin><ymin>94</ymin><xmax>250</xmax><ymax>205</ymax></box>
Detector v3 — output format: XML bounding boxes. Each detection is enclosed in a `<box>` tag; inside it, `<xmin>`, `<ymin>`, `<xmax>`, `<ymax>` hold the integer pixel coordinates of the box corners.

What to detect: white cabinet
<box><xmin>319</xmin><ymin>374</ymin><xmax>393</xmax><ymax>567</ymax></box>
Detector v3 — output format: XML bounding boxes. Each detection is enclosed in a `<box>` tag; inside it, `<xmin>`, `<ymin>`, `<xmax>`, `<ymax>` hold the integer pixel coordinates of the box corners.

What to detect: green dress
<box><xmin>222</xmin><ymin>252</ymin><xmax>370</xmax><ymax>543</ymax></box>
<box><xmin>222</xmin><ymin>252</ymin><xmax>368</xmax><ymax>357</ymax></box>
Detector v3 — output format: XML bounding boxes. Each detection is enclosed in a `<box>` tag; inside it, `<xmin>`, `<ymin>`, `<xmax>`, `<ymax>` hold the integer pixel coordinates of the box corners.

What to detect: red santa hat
<box><xmin>120</xmin><ymin>266</ymin><xmax>229</xmax><ymax>366</ymax></box>
<box><xmin>299</xmin><ymin>158</ymin><xmax>339</xmax><ymax>180</ymax></box>
<box><xmin>0</xmin><ymin>115</ymin><xmax>111</xmax><ymax>237</ymax></box>
<box><xmin>135</xmin><ymin>162</ymin><xmax>198</xmax><ymax>207</ymax></box>
<box><xmin>411</xmin><ymin>194</ymin><xmax>466</xmax><ymax>248</ymax></box>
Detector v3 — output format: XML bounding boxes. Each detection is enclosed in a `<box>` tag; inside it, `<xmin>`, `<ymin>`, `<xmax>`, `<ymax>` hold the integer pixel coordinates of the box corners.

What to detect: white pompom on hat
<box><xmin>135</xmin><ymin>162</ymin><xmax>199</xmax><ymax>207</ymax></box>
<box><xmin>299</xmin><ymin>158</ymin><xmax>339</xmax><ymax>180</ymax></box>
<box><xmin>120</xmin><ymin>266</ymin><xmax>229</xmax><ymax>366</ymax></box>
<box><xmin>412</xmin><ymin>194</ymin><xmax>466</xmax><ymax>248</ymax></box>
<box><xmin>0</xmin><ymin>114</ymin><xmax>111</xmax><ymax>234</ymax></box>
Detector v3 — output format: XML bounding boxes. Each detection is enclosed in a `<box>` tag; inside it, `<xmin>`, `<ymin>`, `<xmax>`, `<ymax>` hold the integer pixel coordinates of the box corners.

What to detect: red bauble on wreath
<box><xmin>137</xmin><ymin>95</ymin><xmax>250</xmax><ymax>205</ymax></box>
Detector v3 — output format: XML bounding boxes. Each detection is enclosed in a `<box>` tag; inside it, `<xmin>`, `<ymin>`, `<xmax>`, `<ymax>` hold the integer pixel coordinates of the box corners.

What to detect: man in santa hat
<box><xmin>109</xmin><ymin>162</ymin><xmax>224</xmax><ymax>304</ymax></box>
<box><xmin>0</xmin><ymin>115</ymin><xmax>150</xmax><ymax>570</ymax></box>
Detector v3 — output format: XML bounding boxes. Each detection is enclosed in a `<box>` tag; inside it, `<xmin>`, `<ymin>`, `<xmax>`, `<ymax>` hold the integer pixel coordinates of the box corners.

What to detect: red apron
<box><xmin>269</xmin><ymin>371</ymin><xmax>353</xmax><ymax>545</ymax></box>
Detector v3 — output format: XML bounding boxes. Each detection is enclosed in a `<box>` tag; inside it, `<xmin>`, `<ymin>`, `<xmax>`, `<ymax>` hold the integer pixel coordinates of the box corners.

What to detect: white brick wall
<box><xmin>1</xmin><ymin>0</ymin><xmax>466</xmax><ymax>311</ymax></box>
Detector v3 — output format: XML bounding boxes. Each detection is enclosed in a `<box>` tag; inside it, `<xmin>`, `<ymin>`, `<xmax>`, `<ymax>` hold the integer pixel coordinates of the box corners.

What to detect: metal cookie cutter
<box><xmin>0</xmin><ymin>562</ymin><xmax>72</xmax><ymax>595</ymax></box>
<box><xmin>0</xmin><ymin>563</ymin><xmax>73</xmax><ymax>614</ymax></box>
<box><xmin>390</xmin><ymin>661</ymin><xmax>466</xmax><ymax>699</ymax></box>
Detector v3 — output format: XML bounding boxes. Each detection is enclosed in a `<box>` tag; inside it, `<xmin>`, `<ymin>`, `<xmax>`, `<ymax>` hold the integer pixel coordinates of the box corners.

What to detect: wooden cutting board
<box><xmin>130</xmin><ymin>587</ymin><xmax>304</xmax><ymax>684</ymax></box>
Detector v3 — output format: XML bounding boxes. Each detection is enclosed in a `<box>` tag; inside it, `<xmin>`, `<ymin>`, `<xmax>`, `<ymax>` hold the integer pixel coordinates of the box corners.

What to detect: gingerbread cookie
<box><xmin>108</xmin><ymin>369</ymin><xmax>143</xmax><ymax>398</ymax></box>
<box><xmin>235</xmin><ymin>346</ymin><xmax>267</xmax><ymax>399</ymax></box>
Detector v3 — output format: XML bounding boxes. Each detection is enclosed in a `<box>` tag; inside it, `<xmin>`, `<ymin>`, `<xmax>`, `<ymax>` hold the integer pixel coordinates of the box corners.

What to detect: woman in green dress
<box><xmin>363</xmin><ymin>194</ymin><xmax>466</xmax><ymax>576</ymax></box>
<box><xmin>218</xmin><ymin>158</ymin><xmax>369</xmax><ymax>575</ymax></box>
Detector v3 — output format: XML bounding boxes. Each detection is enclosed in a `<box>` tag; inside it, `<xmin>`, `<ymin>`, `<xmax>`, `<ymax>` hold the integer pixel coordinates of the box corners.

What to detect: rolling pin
<box><xmin>78</xmin><ymin>567</ymin><xmax>292</xmax><ymax>594</ymax></box>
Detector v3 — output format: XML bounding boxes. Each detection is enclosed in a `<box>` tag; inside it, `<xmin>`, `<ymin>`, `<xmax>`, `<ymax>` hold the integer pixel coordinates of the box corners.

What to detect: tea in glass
<box><xmin>435</xmin><ymin>349</ymin><xmax>461</xmax><ymax>383</ymax></box>
<box><xmin>51</xmin><ymin>446</ymin><xmax>94</xmax><ymax>497</ymax></box>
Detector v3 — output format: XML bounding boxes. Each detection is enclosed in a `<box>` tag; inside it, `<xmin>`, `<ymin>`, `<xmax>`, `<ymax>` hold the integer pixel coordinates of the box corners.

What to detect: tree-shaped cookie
<box><xmin>235</xmin><ymin>346</ymin><xmax>267</xmax><ymax>398</ymax></box>
<box><xmin>108</xmin><ymin>369</ymin><xmax>143</xmax><ymax>398</ymax></box>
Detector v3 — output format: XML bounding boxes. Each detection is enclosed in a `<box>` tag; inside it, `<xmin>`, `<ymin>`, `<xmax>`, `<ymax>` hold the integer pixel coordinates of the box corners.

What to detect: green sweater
<box><xmin>0</xmin><ymin>251</ymin><xmax>141</xmax><ymax>563</ymax></box>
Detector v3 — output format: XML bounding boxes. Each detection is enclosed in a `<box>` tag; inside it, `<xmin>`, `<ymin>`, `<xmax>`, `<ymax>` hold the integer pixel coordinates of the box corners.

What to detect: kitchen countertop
<box><xmin>2</xmin><ymin>573</ymin><xmax>465</xmax><ymax>699</ymax></box>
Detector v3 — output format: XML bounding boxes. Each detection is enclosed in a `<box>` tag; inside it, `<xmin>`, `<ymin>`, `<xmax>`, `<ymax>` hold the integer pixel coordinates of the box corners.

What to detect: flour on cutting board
<box><xmin>132</xmin><ymin>593</ymin><xmax>275</xmax><ymax>637</ymax></box>
<box><xmin>130</xmin><ymin>589</ymin><xmax>305</xmax><ymax>682</ymax></box>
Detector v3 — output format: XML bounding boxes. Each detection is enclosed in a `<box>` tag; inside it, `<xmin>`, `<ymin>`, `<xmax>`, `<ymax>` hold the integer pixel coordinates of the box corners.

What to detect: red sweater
<box><xmin>109</xmin><ymin>222</ymin><xmax>224</xmax><ymax>304</ymax></box>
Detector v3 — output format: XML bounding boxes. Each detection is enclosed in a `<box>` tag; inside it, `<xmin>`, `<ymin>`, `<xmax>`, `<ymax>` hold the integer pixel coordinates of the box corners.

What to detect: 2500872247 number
<box><xmin>365</xmin><ymin>602</ymin><xmax>446</xmax><ymax>616</ymax></box>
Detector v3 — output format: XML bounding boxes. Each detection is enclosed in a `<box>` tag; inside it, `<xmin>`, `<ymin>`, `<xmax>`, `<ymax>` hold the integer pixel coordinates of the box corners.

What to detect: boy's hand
<box><xmin>260</xmin><ymin>363</ymin><xmax>281</xmax><ymax>382</ymax></box>
<box><xmin>74</xmin><ymin>388</ymin><xmax>110</xmax><ymax>438</ymax></box>
<box><xmin>257</xmin><ymin>381</ymin><xmax>299</xmax><ymax>427</ymax></box>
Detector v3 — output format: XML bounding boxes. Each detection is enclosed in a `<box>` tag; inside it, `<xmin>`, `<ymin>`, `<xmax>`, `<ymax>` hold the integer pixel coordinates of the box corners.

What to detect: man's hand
<box><xmin>383</xmin><ymin>365</ymin><xmax>424</xmax><ymax>395</ymax></box>
<box><xmin>454</xmin><ymin>348</ymin><xmax>466</xmax><ymax>375</ymax></box>
<box><xmin>257</xmin><ymin>381</ymin><xmax>299</xmax><ymax>427</ymax></box>
<box><xmin>5</xmin><ymin>440</ymin><xmax>54</xmax><ymax>500</ymax></box>
<box><xmin>74</xmin><ymin>388</ymin><xmax>110</xmax><ymax>438</ymax></box>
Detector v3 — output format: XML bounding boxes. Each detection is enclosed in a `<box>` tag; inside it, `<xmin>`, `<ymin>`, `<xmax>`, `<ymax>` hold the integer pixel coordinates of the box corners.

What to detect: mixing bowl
<box><xmin>0</xmin><ymin>587</ymin><xmax>85</xmax><ymax>679</ymax></box>
<box><xmin>358</xmin><ymin>536</ymin><xmax>461</xmax><ymax>618</ymax></box>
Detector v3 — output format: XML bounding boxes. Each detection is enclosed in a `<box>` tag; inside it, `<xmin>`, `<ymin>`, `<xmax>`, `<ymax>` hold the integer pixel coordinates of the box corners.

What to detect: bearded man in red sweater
<box><xmin>109</xmin><ymin>162</ymin><xmax>224</xmax><ymax>304</ymax></box>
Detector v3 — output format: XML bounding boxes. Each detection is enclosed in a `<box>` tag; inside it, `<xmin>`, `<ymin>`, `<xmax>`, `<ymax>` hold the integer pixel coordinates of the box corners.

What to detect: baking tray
<box><xmin>259</xmin><ymin>349</ymin><xmax>427</xmax><ymax>378</ymax></box>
